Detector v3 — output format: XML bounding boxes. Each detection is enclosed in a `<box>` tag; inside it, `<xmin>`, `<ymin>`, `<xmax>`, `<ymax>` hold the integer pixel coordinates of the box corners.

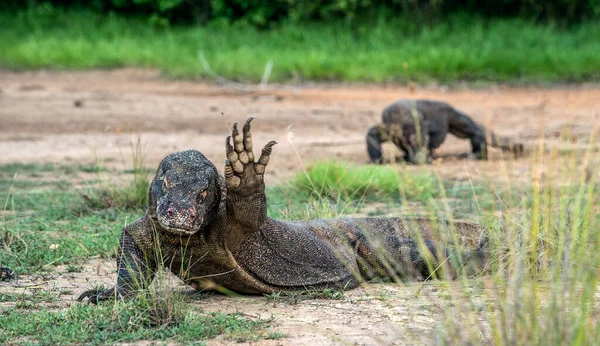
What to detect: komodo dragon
<box><xmin>79</xmin><ymin>117</ymin><xmax>488</xmax><ymax>303</ymax></box>
<box><xmin>366</xmin><ymin>99</ymin><xmax>524</xmax><ymax>164</ymax></box>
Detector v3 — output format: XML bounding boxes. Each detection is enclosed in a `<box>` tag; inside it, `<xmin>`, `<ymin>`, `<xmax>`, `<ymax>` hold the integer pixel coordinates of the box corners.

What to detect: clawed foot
<box><xmin>224</xmin><ymin>117</ymin><xmax>277</xmax><ymax>191</ymax></box>
<box><xmin>77</xmin><ymin>287</ymin><xmax>121</xmax><ymax>304</ymax></box>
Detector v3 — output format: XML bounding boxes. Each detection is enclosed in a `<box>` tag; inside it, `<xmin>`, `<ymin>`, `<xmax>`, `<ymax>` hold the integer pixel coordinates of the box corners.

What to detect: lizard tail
<box><xmin>489</xmin><ymin>131</ymin><xmax>525</xmax><ymax>157</ymax></box>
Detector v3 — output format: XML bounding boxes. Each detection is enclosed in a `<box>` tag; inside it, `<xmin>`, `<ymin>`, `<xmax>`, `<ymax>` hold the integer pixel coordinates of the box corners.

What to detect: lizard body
<box><xmin>79</xmin><ymin>118</ymin><xmax>487</xmax><ymax>303</ymax></box>
<box><xmin>367</xmin><ymin>99</ymin><xmax>524</xmax><ymax>163</ymax></box>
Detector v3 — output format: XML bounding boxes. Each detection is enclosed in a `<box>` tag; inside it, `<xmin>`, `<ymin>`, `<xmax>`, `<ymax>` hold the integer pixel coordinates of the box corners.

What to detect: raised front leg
<box><xmin>78</xmin><ymin>230</ymin><xmax>156</xmax><ymax>304</ymax></box>
<box><xmin>224</xmin><ymin>117</ymin><xmax>277</xmax><ymax>230</ymax></box>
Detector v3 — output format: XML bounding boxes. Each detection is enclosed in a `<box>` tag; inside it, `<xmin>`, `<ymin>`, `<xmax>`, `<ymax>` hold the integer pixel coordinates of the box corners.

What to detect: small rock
<box><xmin>0</xmin><ymin>267</ymin><xmax>14</xmax><ymax>281</ymax></box>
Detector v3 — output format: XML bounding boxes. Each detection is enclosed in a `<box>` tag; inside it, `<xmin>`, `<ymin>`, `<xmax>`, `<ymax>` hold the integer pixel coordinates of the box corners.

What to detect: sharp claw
<box><xmin>262</xmin><ymin>141</ymin><xmax>277</xmax><ymax>152</ymax></box>
<box><xmin>245</xmin><ymin>117</ymin><xmax>254</xmax><ymax>126</ymax></box>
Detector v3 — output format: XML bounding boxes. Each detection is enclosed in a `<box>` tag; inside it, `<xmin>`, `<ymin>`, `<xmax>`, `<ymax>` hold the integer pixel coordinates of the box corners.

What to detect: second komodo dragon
<box><xmin>367</xmin><ymin>99</ymin><xmax>524</xmax><ymax>164</ymax></box>
<box><xmin>79</xmin><ymin>117</ymin><xmax>488</xmax><ymax>303</ymax></box>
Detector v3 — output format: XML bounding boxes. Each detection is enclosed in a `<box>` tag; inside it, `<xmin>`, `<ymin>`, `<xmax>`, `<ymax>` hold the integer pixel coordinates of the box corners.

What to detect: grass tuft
<box><xmin>0</xmin><ymin>302</ymin><xmax>275</xmax><ymax>344</ymax></box>
<box><xmin>436</xmin><ymin>141</ymin><xmax>600</xmax><ymax>344</ymax></box>
<box><xmin>79</xmin><ymin>137</ymin><xmax>150</xmax><ymax>212</ymax></box>
<box><xmin>295</xmin><ymin>161</ymin><xmax>438</xmax><ymax>201</ymax></box>
<box><xmin>0</xmin><ymin>10</ymin><xmax>599</xmax><ymax>83</ymax></box>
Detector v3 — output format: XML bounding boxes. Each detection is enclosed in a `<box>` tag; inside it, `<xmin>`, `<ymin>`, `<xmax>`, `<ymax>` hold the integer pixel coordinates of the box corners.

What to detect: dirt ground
<box><xmin>1</xmin><ymin>259</ymin><xmax>471</xmax><ymax>345</ymax></box>
<box><xmin>1</xmin><ymin>69</ymin><xmax>599</xmax><ymax>183</ymax></box>
<box><xmin>1</xmin><ymin>69</ymin><xmax>600</xmax><ymax>345</ymax></box>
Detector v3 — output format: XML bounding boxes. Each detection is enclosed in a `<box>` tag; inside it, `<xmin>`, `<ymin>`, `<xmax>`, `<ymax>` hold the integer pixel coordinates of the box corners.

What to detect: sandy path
<box><xmin>1</xmin><ymin>69</ymin><xmax>599</xmax><ymax>184</ymax></box>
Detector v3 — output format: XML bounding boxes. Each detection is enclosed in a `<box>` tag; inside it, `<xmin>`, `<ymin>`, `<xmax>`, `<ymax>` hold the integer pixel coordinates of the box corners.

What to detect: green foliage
<box><xmin>1</xmin><ymin>9</ymin><xmax>598</xmax><ymax>83</ymax></box>
<box><xmin>0</xmin><ymin>192</ymin><xmax>126</xmax><ymax>273</ymax></box>
<box><xmin>0</xmin><ymin>302</ymin><xmax>275</xmax><ymax>344</ymax></box>
<box><xmin>3</xmin><ymin>0</ymin><xmax>599</xmax><ymax>26</ymax></box>
<box><xmin>266</xmin><ymin>160</ymin><xmax>494</xmax><ymax>221</ymax></box>
<box><xmin>267</xmin><ymin>161</ymin><xmax>415</xmax><ymax>220</ymax></box>
<box><xmin>0</xmin><ymin>290</ymin><xmax>61</xmax><ymax>304</ymax></box>
<box><xmin>0</xmin><ymin>154</ymin><xmax>147</xmax><ymax>274</ymax></box>
<box><xmin>80</xmin><ymin>137</ymin><xmax>149</xmax><ymax>211</ymax></box>
<box><xmin>439</xmin><ymin>147</ymin><xmax>600</xmax><ymax>345</ymax></box>
<box><xmin>80</xmin><ymin>178</ymin><xmax>149</xmax><ymax>211</ymax></box>
<box><xmin>294</xmin><ymin>161</ymin><xmax>439</xmax><ymax>202</ymax></box>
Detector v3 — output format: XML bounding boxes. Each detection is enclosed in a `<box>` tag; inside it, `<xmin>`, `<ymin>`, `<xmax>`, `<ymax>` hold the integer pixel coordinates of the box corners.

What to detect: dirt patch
<box><xmin>0</xmin><ymin>258</ymin><xmax>470</xmax><ymax>345</ymax></box>
<box><xmin>1</xmin><ymin>69</ymin><xmax>599</xmax><ymax>185</ymax></box>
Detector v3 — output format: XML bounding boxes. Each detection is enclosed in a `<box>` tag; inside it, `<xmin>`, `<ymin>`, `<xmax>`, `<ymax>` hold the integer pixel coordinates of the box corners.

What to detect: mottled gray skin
<box><xmin>79</xmin><ymin>118</ymin><xmax>487</xmax><ymax>303</ymax></box>
<box><xmin>367</xmin><ymin>99</ymin><xmax>524</xmax><ymax>164</ymax></box>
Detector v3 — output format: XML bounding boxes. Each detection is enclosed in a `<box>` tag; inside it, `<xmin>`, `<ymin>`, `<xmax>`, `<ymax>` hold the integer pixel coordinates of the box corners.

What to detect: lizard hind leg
<box><xmin>353</xmin><ymin>229</ymin><xmax>458</xmax><ymax>283</ymax></box>
<box><xmin>352</xmin><ymin>232</ymin><xmax>439</xmax><ymax>282</ymax></box>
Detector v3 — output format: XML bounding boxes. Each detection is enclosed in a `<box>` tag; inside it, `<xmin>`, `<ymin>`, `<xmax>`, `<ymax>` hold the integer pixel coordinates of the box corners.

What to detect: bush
<box><xmin>2</xmin><ymin>0</ymin><xmax>598</xmax><ymax>27</ymax></box>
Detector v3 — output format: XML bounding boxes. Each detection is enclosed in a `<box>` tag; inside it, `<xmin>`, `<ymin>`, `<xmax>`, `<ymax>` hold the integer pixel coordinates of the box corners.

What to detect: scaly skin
<box><xmin>79</xmin><ymin>117</ymin><xmax>488</xmax><ymax>303</ymax></box>
<box><xmin>366</xmin><ymin>99</ymin><xmax>525</xmax><ymax>164</ymax></box>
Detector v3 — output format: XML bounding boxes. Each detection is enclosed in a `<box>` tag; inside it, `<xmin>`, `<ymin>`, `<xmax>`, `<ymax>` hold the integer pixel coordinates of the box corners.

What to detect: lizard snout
<box><xmin>165</xmin><ymin>206</ymin><xmax>197</xmax><ymax>222</ymax></box>
<box><xmin>157</xmin><ymin>201</ymin><xmax>201</xmax><ymax>235</ymax></box>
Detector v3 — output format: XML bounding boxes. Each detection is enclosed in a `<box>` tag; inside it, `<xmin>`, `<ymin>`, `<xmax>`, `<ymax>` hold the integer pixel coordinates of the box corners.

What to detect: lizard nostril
<box><xmin>167</xmin><ymin>207</ymin><xmax>175</xmax><ymax>217</ymax></box>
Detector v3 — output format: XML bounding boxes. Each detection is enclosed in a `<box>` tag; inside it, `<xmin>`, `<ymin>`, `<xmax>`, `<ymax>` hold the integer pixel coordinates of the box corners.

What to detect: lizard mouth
<box><xmin>155</xmin><ymin>218</ymin><xmax>202</xmax><ymax>236</ymax></box>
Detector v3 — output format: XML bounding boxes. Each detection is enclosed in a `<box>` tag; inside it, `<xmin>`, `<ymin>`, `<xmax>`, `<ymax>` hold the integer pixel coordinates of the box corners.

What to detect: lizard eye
<box><xmin>199</xmin><ymin>190</ymin><xmax>208</xmax><ymax>201</ymax></box>
<box><xmin>162</xmin><ymin>177</ymin><xmax>171</xmax><ymax>192</ymax></box>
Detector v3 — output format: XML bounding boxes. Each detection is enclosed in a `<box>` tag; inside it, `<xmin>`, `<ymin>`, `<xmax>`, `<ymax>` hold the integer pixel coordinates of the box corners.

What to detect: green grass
<box><xmin>79</xmin><ymin>139</ymin><xmax>150</xmax><ymax>211</ymax></box>
<box><xmin>294</xmin><ymin>161</ymin><xmax>439</xmax><ymax>201</ymax></box>
<box><xmin>0</xmin><ymin>303</ymin><xmax>277</xmax><ymax>344</ymax></box>
<box><xmin>1</xmin><ymin>8</ymin><xmax>599</xmax><ymax>83</ymax></box>
<box><xmin>0</xmin><ymin>162</ymin><xmax>106</xmax><ymax>178</ymax></box>
<box><xmin>1</xmin><ymin>145</ymin><xmax>600</xmax><ymax>344</ymax></box>
<box><xmin>436</xmin><ymin>145</ymin><xmax>600</xmax><ymax>344</ymax></box>
<box><xmin>267</xmin><ymin>161</ymin><xmax>501</xmax><ymax>220</ymax></box>
<box><xmin>0</xmin><ymin>160</ymin><xmax>147</xmax><ymax>275</ymax></box>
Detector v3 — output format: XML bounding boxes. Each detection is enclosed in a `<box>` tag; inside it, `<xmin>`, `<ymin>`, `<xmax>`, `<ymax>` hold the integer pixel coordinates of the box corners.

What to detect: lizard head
<box><xmin>147</xmin><ymin>149</ymin><xmax>222</xmax><ymax>236</ymax></box>
<box><xmin>397</xmin><ymin>123</ymin><xmax>428</xmax><ymax>164</ymax></box>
